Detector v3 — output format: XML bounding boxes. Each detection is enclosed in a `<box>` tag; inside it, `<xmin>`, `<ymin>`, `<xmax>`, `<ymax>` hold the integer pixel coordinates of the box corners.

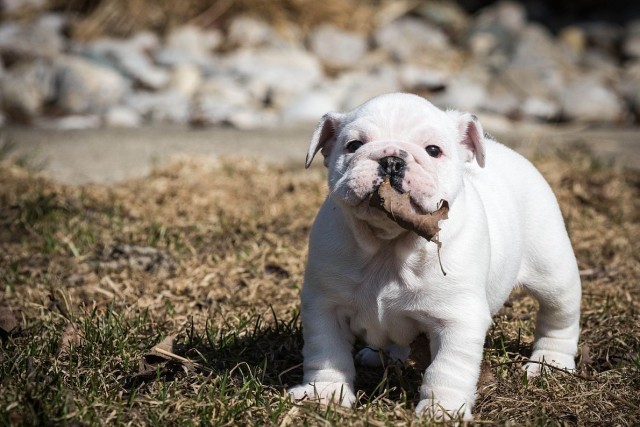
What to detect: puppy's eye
<box><xmin>346</xmin><ymin>140</ymin><xmax>364</xmax><ymax>153</ymax></box>
<box><xmin>425</xmin><ymin>145</ymin><xmax>442</xmax><ymax>158</ymax></box>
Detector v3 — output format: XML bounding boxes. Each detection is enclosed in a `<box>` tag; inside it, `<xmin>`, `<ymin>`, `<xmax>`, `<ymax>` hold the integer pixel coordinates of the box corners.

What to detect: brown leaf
<box><xmin>128</xmin><ymin>334</ymin><xmax>191</xmax><ymax>387</ymax></box>
<box><xmin>153</xmin><ymin>334</ymin><xmax>177</xmax><ymax>355</ymax></box>
<box><xmin>0</xmin><ymin>306</ymin><xmax>18</xmax><ymax>334</ymax></box>
<box><xmin>369</xmin><ymin>177</ymin><xmax>449</xmax><ymax>242</ymax></box>
<box><xmin>57</xmin><ymin>323</ymin><xmax>83</xmax><ymax>355</ymax></box>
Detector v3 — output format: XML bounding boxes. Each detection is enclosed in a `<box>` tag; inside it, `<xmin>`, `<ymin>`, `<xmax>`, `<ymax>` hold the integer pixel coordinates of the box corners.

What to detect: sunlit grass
<box><xmin>1</xmin><ymin>153</ymin><xmax>638</xmax><ymax>425</ymax></box>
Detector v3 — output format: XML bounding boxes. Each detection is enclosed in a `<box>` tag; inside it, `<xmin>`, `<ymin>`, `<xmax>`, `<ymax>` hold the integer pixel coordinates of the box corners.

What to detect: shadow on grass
<box><xmin>152</xmin><ymin>310</ymin><xmax>541</xmax><ymax>408</ymax></box>
<box><xmin>173</xmin><ymin>310</ymin><xmax>306</xmax><ymax>390</ymax></box>
<box><xmin>131</xmin><ymin>309</ymin><xmax>427</xmax><ymax>406</ymax></box>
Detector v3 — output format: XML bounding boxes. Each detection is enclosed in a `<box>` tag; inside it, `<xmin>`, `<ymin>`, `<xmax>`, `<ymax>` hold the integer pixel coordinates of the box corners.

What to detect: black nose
<box><xmin>378</xmin><ymin>156</ymin><xmax>406</xmax><ymax>177</ymax></box>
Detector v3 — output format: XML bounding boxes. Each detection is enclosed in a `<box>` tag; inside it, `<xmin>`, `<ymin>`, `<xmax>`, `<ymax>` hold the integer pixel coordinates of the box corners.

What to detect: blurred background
<box><xmin>3</xmin><ymin>0</ymin><xmax>640</xmax><ymax>128</ymax></box>
<box><xmin>0</xmin><ymin>0</ymin><xmax>639</xmax><ymax>180</ymax></box>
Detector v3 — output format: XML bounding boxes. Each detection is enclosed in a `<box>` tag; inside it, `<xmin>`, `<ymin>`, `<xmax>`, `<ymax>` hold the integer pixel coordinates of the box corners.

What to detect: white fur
<box><xmin>289</xmin><ymin>93</ymin><xmax>581</xmax><ymax>420</ymax></box>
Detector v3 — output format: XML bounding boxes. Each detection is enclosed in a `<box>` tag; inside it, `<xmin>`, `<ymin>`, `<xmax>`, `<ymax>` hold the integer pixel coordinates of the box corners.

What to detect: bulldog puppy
<box><xmin>288</xmin><ymin>93</ymin><xmax>581</xmax><ymax>420</ymax></box>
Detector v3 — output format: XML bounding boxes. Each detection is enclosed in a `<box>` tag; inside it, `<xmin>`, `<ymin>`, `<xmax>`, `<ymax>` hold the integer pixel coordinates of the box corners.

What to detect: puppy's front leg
<box><xmin>288</xmin><ymin>297</ymin><xmax>356</xmax><ymax>407</ymax></box>
<box><xmin>416</xmin><ymin>318</ymin><xmax>490</xmax><ymax>421</ymax></box>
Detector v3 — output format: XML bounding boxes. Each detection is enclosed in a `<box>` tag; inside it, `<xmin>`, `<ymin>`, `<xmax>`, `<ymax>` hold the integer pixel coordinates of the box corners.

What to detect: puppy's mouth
<box><xmin>370</xmin><ymin>185</ymin><xmax>429</xmax><ymax>215</ymax></box>
<box><xmin>355</xmin><ymin>185</ymin><xmax>428</xmax><ymax>217</ymax></box>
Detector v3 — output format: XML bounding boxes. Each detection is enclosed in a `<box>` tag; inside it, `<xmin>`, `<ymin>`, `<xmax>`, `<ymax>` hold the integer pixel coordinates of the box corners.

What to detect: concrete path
<box><xmin>3</xmin><ymin>122</ymin><xmax>638</xmax><ymax>185</ymax></box>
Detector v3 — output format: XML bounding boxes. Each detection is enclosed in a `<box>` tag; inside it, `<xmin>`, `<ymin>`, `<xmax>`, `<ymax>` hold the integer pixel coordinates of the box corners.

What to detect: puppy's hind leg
<box><xmin>521</xmin><ymin>242</ymin><xmax>581</xmax><ymax>375</ymax></box>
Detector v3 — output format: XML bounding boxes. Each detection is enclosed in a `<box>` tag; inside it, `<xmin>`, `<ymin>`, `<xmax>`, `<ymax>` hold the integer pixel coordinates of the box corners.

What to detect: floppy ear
<box><xmin>305</xmin><ymin>112</ymin><xmax>343</xmax><ymax>168</ymax></box>
<box><xmin>459</xmin><ymin>113</ymin><xmax>485</xmax><ymax>167</ymax></box>
<box><xmin>449</xmin><ymin>111</ymin><xmax>486</xmax><ymax>168</ymax></box>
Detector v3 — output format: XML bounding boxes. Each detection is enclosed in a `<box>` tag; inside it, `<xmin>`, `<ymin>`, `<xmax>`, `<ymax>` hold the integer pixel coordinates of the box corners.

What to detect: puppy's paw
<box><xmin>288</xmin><ymin>382</ymin><xmax>356</xmax><ymax>407</ymax></box>
<box><xmin>355</xmin><ymin>347</ymin><xmax>384</xmax><ymax>367</ymax></box>
<box><xmin>524</xmin><ymin>350</ymin><xmax>576</xmax><ymax>376</ymax></box>
<box><xmin>415</xmin><ymin>398</ymin><xmax>472</xmax><ymax>422</ymax></box>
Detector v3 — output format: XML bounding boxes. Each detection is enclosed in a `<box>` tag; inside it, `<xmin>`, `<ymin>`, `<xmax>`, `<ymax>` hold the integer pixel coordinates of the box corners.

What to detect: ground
<box><xmin>0</xmin><ymin>144</ymin><xmax>639</xmax><ymax>425</ymax></box>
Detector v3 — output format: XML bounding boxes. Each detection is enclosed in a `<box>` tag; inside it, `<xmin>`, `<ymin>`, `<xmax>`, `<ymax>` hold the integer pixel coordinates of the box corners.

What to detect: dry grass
<box><xmin>0</xmin><ymin>147</ymin><xmax>639</xmax><ymax>426</ymax></box>
<box><xmin>36</xmin><ymin>0</ymin><xmax>386</xmax><ymax>39</ymax></box>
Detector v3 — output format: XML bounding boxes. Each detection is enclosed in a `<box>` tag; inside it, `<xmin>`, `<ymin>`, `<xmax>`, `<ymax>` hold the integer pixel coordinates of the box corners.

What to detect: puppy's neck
<box><xmin>341</xmin><ymin>205</ymin><xmax>419</xmax><ymax>253</ymax></box>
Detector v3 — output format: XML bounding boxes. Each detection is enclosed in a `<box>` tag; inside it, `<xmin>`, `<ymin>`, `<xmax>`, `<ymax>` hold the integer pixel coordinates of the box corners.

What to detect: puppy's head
<box><xmin>306</xmin><ymin>93</ymin><xmax>486</xmax><ymax>232</ymax></box>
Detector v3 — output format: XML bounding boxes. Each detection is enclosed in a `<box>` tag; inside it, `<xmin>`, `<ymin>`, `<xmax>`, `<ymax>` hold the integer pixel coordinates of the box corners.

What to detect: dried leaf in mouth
<box><xmin>369</xmin><ymin>177</ymin><xmax>449</xmax><ymax>242</ymax></box>
<box><xmin>369</xmin><ymin>177</ymin><xmax>449</xmax><ymax>274</ymax></box>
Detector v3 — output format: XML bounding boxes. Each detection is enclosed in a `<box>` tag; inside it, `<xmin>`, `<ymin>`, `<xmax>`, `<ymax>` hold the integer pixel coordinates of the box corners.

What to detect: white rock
<box><xmin>117</xmin><ymin>50</ymin><xmax>169</xmax><ymax>90</ymax></box>
<box><xmin>431</xmin><ymin>74</ymin><xmax>487</xmax><ymax>112</ymax></box>
<box><xmin>336</xmin><ymin>66</ymin><xmax>401</xmax><ymax>111</ymax></box>
<box><xmin>0</xmin><ymin>72</ymin><xmax>43</xmax><ymax>122</ymax></box>
<box><xmin>128</xmin><ymin>31</ymin><xmax>161</xmax><ymax>52</ymax></box>
<box><xmin>493</xmin><ymin>1</ymin><xmax>527</xmax><ymax>33</ymax></box>
<box><xmin>481</xmin><ymin>81</ymin><xmax>520</xmax><ymax>116</ymax></box>
<box><xmin>374</xmin><ymin>17</ymin><xmax>449</xmax><ymax>62</ymax></box>
<box><xmin>496</xmin><ymin>24</ymin><xmax>576</xmax><ymax>100</ymax></box>
<box><xmin>582</xmin><ymin>50</ymin><xmax>620</xmax><ymax>81</ymax></box>
<box><xmin>227</xmin><ymin>15</ymin><xmax>288</xmax><ymax>48</ymax></box>
<box><xmin>2</xmin><ymin>0</ymin><xmax>46</xmax><ymax>14</ymax></box>
<box><xmin>156</xmin><ymin>25</ymin><xmax>222</xmax><ymax>67</ymax></box>
<box><xmin>104</xmin><ymin>105</ymin><xmax>141</xmax><ymax>127</ymax></box>
<box><xmin>309</xmin><ymin>24</ymin><xmax>368</xmax><ymax>69</ymax></box>
<box><xmin>521</xmin><ymin>97</ymin><xmax>560</xmax><ymax>121</ymax></box>
<box><xmin>168</xmin><ymin>63</ymin><xmax>202</xmax><ymax>97</ymax></box>
<box><xmin>560</xmin><ymin>78</ymin><xmax>624</xmax><ymax>123</ymax></box>
<box><xmin>475</xmin><ymin>112</ymin><xmax>514</xmax><ymax>135</ymax></box>
<box><xmin>468</xmin><ymin>31</ymin><xmax>502</xmax><ymax>58</ymax></box>
<box><xmin>0</xmin><ymin>14</ymin><xmax>65</xmax><ymax>60</ymax></box>
<box><xmin>397</xmin><ymin>64</ymin><xmax>448</xmax><ymax>90</ymax></box>
<box><xmin>224</xmin><ymin>47</ymin><xmax>324</xmax><ymax>108</ymax></box>
<box><xmin>415</xmin><ymin>0</ymin><xmax>470</xmax><ymax>36</ymax></box>
<box><xmin>514</xmin><ymin>24</ymin><xmax>575</xmax><ymax>70</ymax></box>
<box><xmin>199</xmin><ymin>75</ymin><xmax>254</xmax><ymax>106</ymax></box>
<box><xmin>499</xmin><ymin>66</ymin><xmax>558</xmax><ymax>100</ymax></box>
<box><xmin>37</xmin><ymin>115</ymin><xmax>101</xmax><ymax>130</ymax></box>
<box><xmin>467</xmin><ymin>1</ymin><xmax>527</xmax><ymax>67</ymax></box>
<box><xmin>126</xmin><ymin>90</ymin><xmax>191</xmax><ymax>124</ymax></box>
<box><xmin>84</xmin><ymin>37</ymin><xmax>169</xmax><ymax>90</ymax></box>
<box><xmin>192</xmin><ymin>76</ymin><xmax>256</xmax><ymax>126</ymax></box>
<box><xmin>281</xmin><ymin>90</ymin><xmax>340</xmax><ymax>124</ymax></box>
<box><xmin>56</xmin><ymin>55</ymin><xmax>128</xmax><ymax>114</ymax></box>
<box><xmin>471</xmin><ymin>1</ymin><xmax>527</xmax><ymax>38</ymax></box>
<box><xmin>0</xmin><ymin>59</ymin><xmax>56</xmax><ymax>123</ymax></box>
<box><xmin>226</xmin><ymin>109</ymin><xmax>278</xmax><ymax>130</ymax></box>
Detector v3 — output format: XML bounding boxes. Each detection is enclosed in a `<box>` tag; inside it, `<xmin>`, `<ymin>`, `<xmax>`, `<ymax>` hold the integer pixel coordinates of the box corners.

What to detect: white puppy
<box><xmin>288</xmin><ymin>93</ymin><xmax>581</xmax><ymax>420</ymax></box>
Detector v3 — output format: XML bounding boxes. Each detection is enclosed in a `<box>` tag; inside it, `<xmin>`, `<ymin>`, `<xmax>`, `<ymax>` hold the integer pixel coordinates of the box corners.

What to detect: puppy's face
<box><xmin>306</xmin><ymin>94</ymin><xmax>485</xmax><ymax>233</ymax></box>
